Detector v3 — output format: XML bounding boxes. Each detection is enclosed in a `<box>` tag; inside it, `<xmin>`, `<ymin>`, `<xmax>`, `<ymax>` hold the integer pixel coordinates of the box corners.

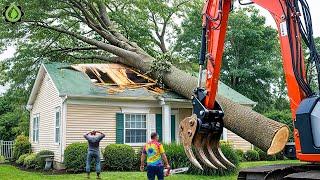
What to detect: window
<box><xmin>124</xmin><ymin>114</ymin><xmax>147</xmax><ymax>144</ymax></box>
<box><xmin>32</xmin><ymin>114</ymin><xmax>39</xmax><ymax>143</ymax></box>
<box><xmin>55</xmin><ymin>107</ymin><xmax>61</xmax><ymax>144</ymax></box>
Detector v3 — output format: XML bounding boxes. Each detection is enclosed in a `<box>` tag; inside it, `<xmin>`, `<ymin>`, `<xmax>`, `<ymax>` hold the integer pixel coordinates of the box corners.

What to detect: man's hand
<box><xmin>140</xmin><ymin>165</ymin><xmax>144</xmax><ymax>172</ymax></box>
<box><xmin>165</xmin><ymin>164</ymin><xmax>170</xmax><ymax>170</ymax></box>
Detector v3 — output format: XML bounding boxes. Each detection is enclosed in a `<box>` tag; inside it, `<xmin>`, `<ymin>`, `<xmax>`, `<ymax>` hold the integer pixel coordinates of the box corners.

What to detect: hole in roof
<box><xmin>84</xmin><ymin>68</ymin><xmax>115</xmax><ymax>84</ymax></box>
<box><xmin>126</xmin><ymin>69</ymin><xmax>149</xmax><ymax>83</ymax></box>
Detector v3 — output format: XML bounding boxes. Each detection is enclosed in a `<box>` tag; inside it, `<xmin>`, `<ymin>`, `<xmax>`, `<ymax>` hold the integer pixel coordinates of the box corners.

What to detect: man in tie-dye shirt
<box><xmin>140</xmin><ymin>132</ymin><xmax>170</xmax><ymax>180</ymax></box>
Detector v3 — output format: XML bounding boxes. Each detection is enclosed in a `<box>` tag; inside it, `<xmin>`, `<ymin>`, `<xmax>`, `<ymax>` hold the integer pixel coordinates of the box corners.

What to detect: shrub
<box><xmin>245</xmin><ymin>150</ymin><xmax>260</xmax><ymax>161</ymax></box>
<box><xmin>23</xmin><ymin>153</ymin><xmax>37</xmax><ymax>168</ymax></box>
<box><xmin>275</xmin><ymin>152</ymin><xmax>285</xmax><ymax>160</ymax></box>
<box><xmin>35</xmin><ymin>150</ymin><xmax>54</xmax><ymax>169</ymax></box>
<box><xmin>13</xmin><ymin>135</ymin><xmax>31</xmax><ymax>160</ymax></box>
<box><xmin>0</xmin><ymin>155</ymin><xmax>5</xmax><ymax>164</ymax></box>
<box><xmin>16</xmin><ymin>154</ymin><xmax>29</xmax><ymax>165</ymax></box>
<box><xmin>254</xmin><ymin>147</ymin><xmax>276</xmax><ymax>161</ymax></box>
<box><xmin>235</xmin><ymin>149</ymin><xmax>245</xmax><ymax>162</ymax></box>
<box><xmin>163</xmin><ymin>142</ymin><xmax>239</xmax><ymax>176</ymax></box>
<box><xmin>64</xmin><ymin>142</ymin><xmax>93</xmax><ymax>172</ymax></box>
<box><xmin>103</xmin><ymin>144</ymin><xmax>135</xmax><ymax>171</ymax></box>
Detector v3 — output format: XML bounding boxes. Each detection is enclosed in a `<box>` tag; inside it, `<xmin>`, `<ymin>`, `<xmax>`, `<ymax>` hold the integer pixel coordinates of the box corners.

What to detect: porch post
<box><xmin>161</xmin><ymin>102</ymin><xmax>171</xmax><ymax>144</ymax></box>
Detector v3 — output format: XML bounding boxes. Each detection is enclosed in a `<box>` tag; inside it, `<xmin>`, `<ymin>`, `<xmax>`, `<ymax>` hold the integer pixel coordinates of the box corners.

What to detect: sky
<box><xmin>0</xmin><ymin>0</ymin><xmax>319</xmax><ymax>94</ymax></box>
<box><xmin>251</xmin><ymin>0</ymin><xmax>320</xmax><ymax>37</ymax></box>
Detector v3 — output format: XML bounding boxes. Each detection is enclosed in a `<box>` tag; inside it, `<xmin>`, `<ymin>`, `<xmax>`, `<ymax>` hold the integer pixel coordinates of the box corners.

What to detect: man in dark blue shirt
<box><xmin>84</xmin><ymin>130</ymin><xmax>105</xmax><ymax>179</ymax></box>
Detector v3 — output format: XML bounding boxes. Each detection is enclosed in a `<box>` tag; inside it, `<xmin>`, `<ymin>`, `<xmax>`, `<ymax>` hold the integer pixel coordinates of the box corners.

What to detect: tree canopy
<box><xmin>175</xmin><ymin>6</ymin><xmax>283</xmax><ymax>112</ymax></box>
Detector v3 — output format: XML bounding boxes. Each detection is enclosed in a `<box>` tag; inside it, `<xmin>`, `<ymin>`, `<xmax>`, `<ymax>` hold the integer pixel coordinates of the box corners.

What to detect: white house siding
<box><xmin>66</xmin><ymin>104</ymin><xmax>120</xmax><ymax>153</ymax></box>
<box><xmin>226</xmin><ymin>130</ymin><xmax>253</xmax><ymax>151</ymax></box>
<box><xmin>30</xmin><ymin>73</ymin><xmax>62</xmax><ymax>162</ymax></box>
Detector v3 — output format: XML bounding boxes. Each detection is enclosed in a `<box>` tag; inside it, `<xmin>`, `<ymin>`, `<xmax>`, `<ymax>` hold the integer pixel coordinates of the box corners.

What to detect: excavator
<box><xmin>179</xmin><ymin>0</ymin><xmax>320</xmax><ymax>179</ymax></box>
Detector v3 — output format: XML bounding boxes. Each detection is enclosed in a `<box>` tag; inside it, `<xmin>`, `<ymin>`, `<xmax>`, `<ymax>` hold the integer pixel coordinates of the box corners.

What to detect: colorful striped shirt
<box><xmin>143</xmin><ymin>140</ymin><xmax>165</xmax><ymax>166</ymax></box>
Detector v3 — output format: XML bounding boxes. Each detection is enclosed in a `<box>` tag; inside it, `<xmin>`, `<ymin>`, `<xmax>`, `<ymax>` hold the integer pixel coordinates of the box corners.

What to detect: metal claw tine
<box><xmin>179</xmin><ymin>115</ymin><xmax>203</xmax><ymax>170</ymax></box>
<box><xmin>194</xmin><ymin>133</ymin><xmax>218</xmax><ymax>169</ymax></box>
<box><xmin>206</xmin><ymin>133</ymin><xmax>227</xmax><ymax>169</ymax></box>
<box><xmin>184</xmin><ymin>146</ymin><xmax>203</xmax><ymax>170</ymax></box>
<box><xmin>210</xmin><ymin>133</ymin><xmax>236</xmax><ymax>168</ymax></box>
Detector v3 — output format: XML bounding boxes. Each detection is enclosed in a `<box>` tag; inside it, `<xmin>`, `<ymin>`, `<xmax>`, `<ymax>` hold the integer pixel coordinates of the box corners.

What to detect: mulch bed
<box><xmin>4</xmin><ymin>162</ymin><xmax>77</xmax><ymax>175</ymax></box>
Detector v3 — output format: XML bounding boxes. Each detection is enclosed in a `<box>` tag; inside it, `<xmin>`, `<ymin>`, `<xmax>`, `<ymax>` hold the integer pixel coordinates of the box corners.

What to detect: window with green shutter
<box><xmin>156</xmin><ymin>114</ymin><xmax>162</xmax><ymax>141</ymax></box>
<box><xmin>116</xmin><ymin>113</ymin><xmax>124</xmax><ymax>144</ymax></box>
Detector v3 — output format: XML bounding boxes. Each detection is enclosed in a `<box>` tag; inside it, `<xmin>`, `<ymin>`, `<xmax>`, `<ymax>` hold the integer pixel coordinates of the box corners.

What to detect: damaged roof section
<box><xmin>70</xmin><ymin>64</ymin><xmax>164</xmax><ymax>95</ymax></box>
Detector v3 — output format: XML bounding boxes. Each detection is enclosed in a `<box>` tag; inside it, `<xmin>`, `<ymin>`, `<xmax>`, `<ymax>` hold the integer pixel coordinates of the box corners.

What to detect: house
<box><xmin>26</xmin><ymin>62</ymin><xmax>257</xmax><ymax>168</ymax></box>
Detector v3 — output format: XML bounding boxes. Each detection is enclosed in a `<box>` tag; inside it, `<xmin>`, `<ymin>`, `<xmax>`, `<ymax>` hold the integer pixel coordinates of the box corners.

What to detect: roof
<box><xmin>27</xmin><ymin>62</ymin><xmax>256</xmax><ymax>106</ymax></box>
<box><xmin>217</xmin><ymin>81</ymin><xmax>256</xmax><ymax>106</ymax></box>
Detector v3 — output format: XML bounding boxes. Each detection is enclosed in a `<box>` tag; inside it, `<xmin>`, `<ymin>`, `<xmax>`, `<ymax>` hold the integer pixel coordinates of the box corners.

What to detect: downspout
<box><xmin>25</xmin><ymin>105</ymin><xmax>33</xmax><ymax>144</ymax></box>
<box><xmin>60</xmin><ymin>95</ymin><xmax>68</xmax><ymax>163</ymax></box>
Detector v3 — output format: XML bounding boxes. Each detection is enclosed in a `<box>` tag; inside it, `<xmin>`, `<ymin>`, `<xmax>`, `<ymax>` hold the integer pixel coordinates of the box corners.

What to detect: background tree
<box><xmin>104</xmin><ymin>0</ymin><xmax>190</xmax><ymax>55</ymax></box>
<box><xmin>175</xmin><ymin>6</ymin><xmax>283</xmax><ymax>112</ymax></box>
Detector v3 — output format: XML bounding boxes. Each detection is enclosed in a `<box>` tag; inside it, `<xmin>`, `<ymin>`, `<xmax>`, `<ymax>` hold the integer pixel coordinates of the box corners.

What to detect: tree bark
<box><xmin>112</xmin><ymin>56</ymin><xmax>289</xmax><ymax>155</ymax></box>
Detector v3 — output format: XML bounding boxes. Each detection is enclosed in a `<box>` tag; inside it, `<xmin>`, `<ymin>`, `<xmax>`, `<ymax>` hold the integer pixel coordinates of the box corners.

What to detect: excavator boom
<box><xmin>179</xmin><ymin>0</ymin><xmax>320</xmax><ymax>170</ymax></box>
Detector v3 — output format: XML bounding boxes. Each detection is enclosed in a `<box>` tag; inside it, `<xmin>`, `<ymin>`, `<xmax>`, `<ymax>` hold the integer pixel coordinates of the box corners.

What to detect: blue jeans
<box><xmin>147</xmin><ymin>165</ymin><xmax>164</xmax><ymax>180</ymax></box>
<box><xmin>86</xmin><ymin>150</ymin><xmax>101</xmax><ymax>173</ymax></box>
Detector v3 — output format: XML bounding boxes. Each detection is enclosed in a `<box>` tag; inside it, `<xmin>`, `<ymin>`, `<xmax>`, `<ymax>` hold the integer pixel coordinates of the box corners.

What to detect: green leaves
<box><xmin>175</xmin><ymin>5</ymin><xmax>283</xmax><ymax>112</ymax></box>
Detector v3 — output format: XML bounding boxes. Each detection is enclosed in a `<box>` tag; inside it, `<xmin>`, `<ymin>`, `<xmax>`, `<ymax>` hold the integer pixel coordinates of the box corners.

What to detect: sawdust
<box><xmin>70</xmin><ymin>63</ymin><xmax>165</xmax><ymax>95</ymax></box>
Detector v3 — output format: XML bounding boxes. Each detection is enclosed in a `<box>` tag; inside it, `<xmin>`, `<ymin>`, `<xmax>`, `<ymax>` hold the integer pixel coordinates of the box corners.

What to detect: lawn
<box><xmin>0</xmin><ymin>160</ymin><xmax>299</xmax><ymax>180</ymax></box>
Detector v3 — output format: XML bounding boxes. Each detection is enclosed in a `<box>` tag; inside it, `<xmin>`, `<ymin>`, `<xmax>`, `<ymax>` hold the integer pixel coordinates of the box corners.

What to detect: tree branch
<box><xmin>50</xmin><ymin>46</ymin><xmax>99</xmax><ymax>53</ymax></box>
<box><xmin>25</xmin><ymin>21</ymin><xmax>139</xmax><ymax>60</ymax></box>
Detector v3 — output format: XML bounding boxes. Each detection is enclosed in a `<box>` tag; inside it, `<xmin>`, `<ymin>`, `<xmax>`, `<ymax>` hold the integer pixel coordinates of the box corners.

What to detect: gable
<box><xmin>27</xmin><ymin>65</ymin><xmax>61</xmax><ymax>107</ymax></box>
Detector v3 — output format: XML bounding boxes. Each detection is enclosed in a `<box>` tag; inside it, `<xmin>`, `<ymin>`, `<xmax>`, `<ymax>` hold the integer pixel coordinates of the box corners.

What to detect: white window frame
<box><xmin>32</xmin><ymin>114</ymin><xmax>40</xmax><ymax>143</ymax></box>
<box><xmin>124</xmin><ymin>113</ymin><xmax>147</xmax><ymax>146</ymax></box>
<box><xmin>54</xmin><ymin>107</ymin><xmax>61</xmax><ymax>145</ymax></box>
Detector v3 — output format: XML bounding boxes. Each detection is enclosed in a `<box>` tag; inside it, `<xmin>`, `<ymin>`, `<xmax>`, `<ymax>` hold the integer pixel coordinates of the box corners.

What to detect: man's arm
<box><xmin>83</xmin><ymin>131</ymin><xmax>91</xmax><ymax>140</ymax></box>
<box><xmin>96</xmin><ymin>131</ymin><xmax>105</xmax><ymax>140</ymax></box>
<box><xmin>161</xmin><ymin>153</ymin><xmax>170</xmax><ymax>169</ymax></box>
<box><xmin>140</xmin><ymin>153</ymin><xmax>146</xmax><ymax>171</ymax></box>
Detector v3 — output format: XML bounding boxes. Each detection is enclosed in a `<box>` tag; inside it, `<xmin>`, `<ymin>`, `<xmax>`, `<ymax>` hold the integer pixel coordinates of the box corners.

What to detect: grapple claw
<box><xmin>208</xmin><ymin>133</ymin><xmax>236</xmax><ymax>168</ymax></box>
<box><xmin>179</xmin><ymin>115</ymin><xmax>203</xmax><ymax>170</ymax></box>
<box><xmin>194</xmin><ymin>133</ymin><xmax>218</xmax><ymax>169</ymax></box>
<box><xmin>205</xmin><ymin>133</ymin><xmax>227</xmax><ymax>169</ymax></box>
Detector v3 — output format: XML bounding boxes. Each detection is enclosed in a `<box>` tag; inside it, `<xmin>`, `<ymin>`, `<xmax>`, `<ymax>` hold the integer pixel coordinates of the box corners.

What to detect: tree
<box><xmin>0</xmin><ymin>89</ymin><xmax>29</xmax><ymax>140</ymax></box>
<box><xmin>174</xmin><ymin>1</ymin><xmax>202</xmax><ymax>63</ymax></box>
<box><xmin>175</xmin><ymin>6</ymin><xmax>282</xmax><ymax>112</ymax></box>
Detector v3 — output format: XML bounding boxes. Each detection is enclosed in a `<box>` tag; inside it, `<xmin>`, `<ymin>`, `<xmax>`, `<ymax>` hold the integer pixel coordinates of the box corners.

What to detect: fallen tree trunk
<box><xmin>109</xmin><ymin>56</ymin><xmax>289</xmax><ymax>154</ymax></box>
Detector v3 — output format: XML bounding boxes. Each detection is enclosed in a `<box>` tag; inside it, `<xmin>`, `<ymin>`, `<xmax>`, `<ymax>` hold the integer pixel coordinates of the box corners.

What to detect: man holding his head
<box><xmin>84</xmin><ymin>130</ymin><xmax>105</xmax><ymax>179</ymax></box>
<box><xmin>140</xmin><ymin>132</ymin><xmax>170</xmax><ymax>180</ymax></box>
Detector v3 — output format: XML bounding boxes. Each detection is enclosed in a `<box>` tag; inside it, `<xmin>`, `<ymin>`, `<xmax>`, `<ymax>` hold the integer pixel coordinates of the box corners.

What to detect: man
<box><xmin>84</xmin><ymin>130</ymin><xmax>105</xmax><ymax>179</ymax></box>
<box><xmin>140</xmin><ymin>132</ymin><xmax>170</xmax><ymax>180</ymax></box>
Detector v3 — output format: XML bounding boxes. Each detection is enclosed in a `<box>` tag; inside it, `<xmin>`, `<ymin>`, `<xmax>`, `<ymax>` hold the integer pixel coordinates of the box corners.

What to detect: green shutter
<box><xmin>116</xmin><ymin>113</ymin><xmax>124</xmax><ymax>144</ymax></box>
<box><xmin>156</xmin><ymin>114</ymin><xmax>162</xmax><ymax>141</ymax></box>
<box><xmin>171</xmin><ymin>115</ymin><xmax>176</xmax><ymax>142</ymax></box>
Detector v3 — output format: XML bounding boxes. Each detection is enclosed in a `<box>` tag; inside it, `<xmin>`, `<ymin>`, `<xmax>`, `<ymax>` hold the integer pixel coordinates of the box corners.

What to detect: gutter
<box><xmin>60</xmin><ymin>94</ymin><xmax>192</xmax><ymax>105</ymax></box>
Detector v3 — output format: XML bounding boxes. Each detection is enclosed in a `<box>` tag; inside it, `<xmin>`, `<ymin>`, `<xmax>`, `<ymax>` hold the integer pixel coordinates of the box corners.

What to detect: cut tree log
<box><xmin>107</xmin><ymin>56</ymin><xmax>289</xmax><ymax>154</ymax></box>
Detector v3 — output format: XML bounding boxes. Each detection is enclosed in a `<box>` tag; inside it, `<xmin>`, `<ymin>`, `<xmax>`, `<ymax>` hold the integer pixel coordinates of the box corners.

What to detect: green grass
<box><xmin>0</xmin><ymin>160</ymin><xmax>299</xmax><ymax>180</ymax></box>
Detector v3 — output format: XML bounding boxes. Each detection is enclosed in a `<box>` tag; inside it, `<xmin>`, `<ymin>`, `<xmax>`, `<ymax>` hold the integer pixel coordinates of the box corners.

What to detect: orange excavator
<box><xmin>179</xmin><ymin>0</ymin><xmax>320</xmax><ymax>178</ymax></box>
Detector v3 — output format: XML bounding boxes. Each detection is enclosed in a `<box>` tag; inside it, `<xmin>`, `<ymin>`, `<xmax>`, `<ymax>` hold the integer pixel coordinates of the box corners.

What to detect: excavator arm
<box><xmin>179</xmin><ymin>0</ymin><xmax>320</xmax><ymax>170</ymax></box>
